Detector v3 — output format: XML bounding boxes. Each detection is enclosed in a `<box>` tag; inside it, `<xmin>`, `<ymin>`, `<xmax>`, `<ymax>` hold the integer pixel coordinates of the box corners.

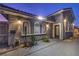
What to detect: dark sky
<box><xmin>2</xmin><ymin>3</ymin><xmax>79</xmax><ymax>27</ymax></box>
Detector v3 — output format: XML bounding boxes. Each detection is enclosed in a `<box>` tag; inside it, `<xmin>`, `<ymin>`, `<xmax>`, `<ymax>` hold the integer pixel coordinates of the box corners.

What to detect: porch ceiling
<box><xmin>0</xmin><ymin>14</ymin><xmax>8</xmax><ymax>22</ymax></box>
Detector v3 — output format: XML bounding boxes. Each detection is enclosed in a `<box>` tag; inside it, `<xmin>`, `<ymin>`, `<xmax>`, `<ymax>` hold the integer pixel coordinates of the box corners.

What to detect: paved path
<box><xmin>1</xmin><ymin>39</ymin><xmax>79</xmax><ymax>56</ymax></box>
<box><xmin>1</xmin><ymin>39</ymin><xmax>57</xmax><ymax>56</ymax></box>
<box><xmin>29</xmin><ymin>39</ymin><xmax>79</xmax><ymax>56</ymax></box>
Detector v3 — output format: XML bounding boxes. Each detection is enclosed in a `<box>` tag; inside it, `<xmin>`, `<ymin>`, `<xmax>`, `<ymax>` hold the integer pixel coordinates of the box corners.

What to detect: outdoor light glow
<box><xmin>37</xmin><ymin>16</ymin><xmax>45</xmax><ymax>20</ymax></box>
<box><xmin>64</xmin><ymin>19</ymin><xmax>67</xmax><ymax>28</ymax></box>
<box><xmin>64</xmin><ymin>19</ymin><xmax>67</xmax><ymax>23</ymax></box>
<box><xmin>46</xmin><ymin>24</ymin><xmax>49</xmax><ymax>31</ymax></box>
<box><xmin>17</xmin><ymin>20</ymin><xmax>22</xmax><ymax>24</ymax></box>
<box><xmin>46</xmin><ymin>24</ymin><xmax>49</xmax><ymax>28</ymax></box>
<box><xmin>73</xmin><ymin>23</ymin><xmax>75</xmax><ymax>26</ymax></box>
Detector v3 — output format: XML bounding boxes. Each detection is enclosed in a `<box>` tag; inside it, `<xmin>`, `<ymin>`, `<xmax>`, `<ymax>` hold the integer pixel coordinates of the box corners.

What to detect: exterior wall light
<box><xmin>46</xmin><ymin>24</ymin><xmax>49</xmax><ymax>31</ymax></box>
<box><xmin>73</xmin><ymin>23</ymin><xmax>75</xmax><ymax>26</ymax></box>
<box><xmin>17</xmin><ymin>20</ymin><xmax>22</xmax><ymax>24</ymax></box>
<box><xmin>64</xmin><ymin>19</ymin><xmax>67</xmax><ymax>32</ymax></box>
<box><xmin>64</xmin><ymin>19</ymin><xmax>67</xmax><ymax>23</ymax></box>
<box><xmin>17</xmin><ymin>20</ymin><xmax>22</xmax><ymax>30</ymax></box>
<box><xmin>37</xmin><ymin>16</ymin><xmax>46</xmax><ymax>21</ymax></box>
<box><xmin>46</xmin><ymin>24</ymin><xmax>49</xmax><ymax>28</ymax></box>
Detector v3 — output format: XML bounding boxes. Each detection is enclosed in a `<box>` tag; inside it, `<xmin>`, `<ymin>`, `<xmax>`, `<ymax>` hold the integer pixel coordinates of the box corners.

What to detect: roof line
<box><xmin>0</xmin><ymin>4</ymin><xmax>37</xmax><ymax>17</ymax></box>
<box><xmin>47</xmin><ymin>7</ymin><xmax>72</xmax><ymax>17</ymax></box>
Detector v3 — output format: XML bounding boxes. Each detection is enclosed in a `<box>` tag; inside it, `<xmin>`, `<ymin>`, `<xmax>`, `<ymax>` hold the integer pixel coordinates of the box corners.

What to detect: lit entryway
<box><xmin>53</xmin><ymin>23</ymin><xmax>61</xmax><ymax>39</ymax></box>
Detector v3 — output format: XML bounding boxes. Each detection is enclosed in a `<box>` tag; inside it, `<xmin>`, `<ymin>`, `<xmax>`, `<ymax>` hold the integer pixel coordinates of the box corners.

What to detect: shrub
<box><xmin>15</xmin><ymin>38</ymin><xmax>20</xmax><ymax>46</ymax></box>
<box><xmin>42</xmin><ymin>35</ymin><xmax>49</xmax><ymax>42</ymax></box>
<box><xmin>29</xmin><ymin>35</ymin><xmax>36</xmax><ymax>46</ymax></box>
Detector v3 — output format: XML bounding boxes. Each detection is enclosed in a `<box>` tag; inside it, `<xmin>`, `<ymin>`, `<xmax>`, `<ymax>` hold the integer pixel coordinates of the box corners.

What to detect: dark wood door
<box><xmin>54</xmin><ymin>25</ymin><xmax>60</xmax><ymax>39</ymax></box>
<box><xmin>23</xmin><ymin>22</ymin><xmax>28</xmax><ymax>35</ymax></box>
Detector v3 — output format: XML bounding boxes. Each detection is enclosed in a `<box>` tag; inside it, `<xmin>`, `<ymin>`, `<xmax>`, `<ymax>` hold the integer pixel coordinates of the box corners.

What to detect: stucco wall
<box><xmin>8</xmin><ymin>15</ymin><xmax>32</xmax><ymax>46</ymax></box>
<box><xmin>8</xmin><ymin>15</ymin><xmax>46</xmax><ymax>46</ymax></box>
<box><xmin>55</xmin><ymin>13</ymin><xmax>64</xmax><ymax>40</ymax></box>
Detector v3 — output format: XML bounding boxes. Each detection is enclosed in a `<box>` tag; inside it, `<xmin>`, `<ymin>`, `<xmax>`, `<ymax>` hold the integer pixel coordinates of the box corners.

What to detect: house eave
<box><xmin>47</xmin><ymin>8</ymin><xmax>73</xmax><ymax>17</ymax></box>
<box><xmin>0</xmin><ymin>4</ymin><xmax>36</xmax><ymax>19</ymax></box>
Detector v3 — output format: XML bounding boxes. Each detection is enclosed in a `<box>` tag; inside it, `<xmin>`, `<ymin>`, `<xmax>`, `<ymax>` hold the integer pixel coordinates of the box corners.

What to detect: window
<box><xmin>34</xmin><ymin>21</ymin><xmax>40</xmax><ymax>34</ymax></box>
<box><xmin>42</xmin><ymin>24</ymin><xmax>46</xmax><ymax>33</ymax></box>
<box><xmin>23</xmin><ymin>22</ymin><xmax>29</xmax><ymax>35</ymax></box>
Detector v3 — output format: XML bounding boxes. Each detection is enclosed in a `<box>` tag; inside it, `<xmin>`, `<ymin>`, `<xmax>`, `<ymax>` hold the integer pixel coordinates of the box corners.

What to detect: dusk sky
<box><xmin>2</xmin><ymin>3</ymin><xmax>79</xmax><ymax>27</ymax></box>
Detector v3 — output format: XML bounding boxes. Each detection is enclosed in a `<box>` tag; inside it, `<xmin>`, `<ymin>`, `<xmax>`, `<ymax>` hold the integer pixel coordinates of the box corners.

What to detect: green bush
<box><xmin>29</xmin><ymin>35</ymin><xmax>36</xmax><ymax>46</ymax></box>
<box><xmin>42</xmin><ymin>35</ymin><xmax>49</xmax><ymax>42</ymax></box>
<box><xmin>15</xmin><ymin>38</ymin><xmax>20</xmax><ymax>46</ymax></box>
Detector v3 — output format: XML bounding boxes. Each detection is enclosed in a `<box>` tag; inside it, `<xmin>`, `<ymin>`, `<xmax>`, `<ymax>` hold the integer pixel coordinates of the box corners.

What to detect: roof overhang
<box><xmin>0</xmin><ymin>4</ymin><xmax>36</xmax><ymax>19</ymax></box>
<box><xmin>0</xmin><ymin>14</ymin><xmax>8</xmax><ymax>22</ymax></box>
<box><xmin>53</xmin><ymin>10</ymin><xmax>64</xmax><ymax>16</ymax></box>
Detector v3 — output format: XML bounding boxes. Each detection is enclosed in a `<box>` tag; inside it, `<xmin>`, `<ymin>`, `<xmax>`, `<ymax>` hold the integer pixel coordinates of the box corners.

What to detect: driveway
<box><xmin>1</xmin><ymin>39</ymin><xmax>57</xmax><ymax>56</ymax></box>
<box><xmin>29</xmin><ymin>39</ymin><xmax>79</xmax><ymax>56</ymax></box>
<box><xmin>1</xmin><ymin>39</ymin><xmax>79</xmax><ymax>56</ymax></box>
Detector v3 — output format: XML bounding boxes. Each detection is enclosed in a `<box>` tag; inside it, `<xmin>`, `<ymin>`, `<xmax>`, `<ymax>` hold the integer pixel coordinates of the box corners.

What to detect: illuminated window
<box><xmin>34</xmin><ymin>21</ymin><xmax>40</xmax><ymax>34</ymax></box>
<box><xmin>23</xmin><ymin>22</ymin><xmax>29</xmax><ymax>35</ymax></box>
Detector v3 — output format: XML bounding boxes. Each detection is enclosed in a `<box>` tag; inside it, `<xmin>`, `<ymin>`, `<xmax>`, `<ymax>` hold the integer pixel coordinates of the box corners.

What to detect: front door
<box><xmin>23</xmin><ymin>22</ymin><xmax>28</xmax><ymax>35</ymax></box>
<box><xmin>54</xmin><ymin>25</ymin><xmax>60</xmax><ymax>39</ymax></box>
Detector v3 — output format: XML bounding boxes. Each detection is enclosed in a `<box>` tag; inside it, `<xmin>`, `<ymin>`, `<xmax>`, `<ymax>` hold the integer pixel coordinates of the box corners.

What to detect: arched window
<box><xmin>23</xmin><ymin>22</ymin><xmax>29</xmax><ymax>35</ymax></box>
<box><xmin>42</xmin><ymin>23</ymin><xmax>46</xmax><ymax>33</ymax></box>
<box><xmin>34</xmin><ymin>21</ymin><xmax>40</xmax><ymax>34</ymax></box>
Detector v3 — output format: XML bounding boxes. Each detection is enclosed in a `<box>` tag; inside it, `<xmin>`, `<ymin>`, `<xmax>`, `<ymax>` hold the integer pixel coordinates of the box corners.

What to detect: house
<box><xmin>0</xmin><ymin>14</ymin><xmax>8</xmax><ymax>47</ymax></box>
<box><xmin>73</xmin><ymin>26</ymin><xmax>79</xmax><ymax>38</ymax></box>
<box><xmin>47</xmin><ymin>8</ymin><xmax>75</xmax><ymax>40</ymax></box>
<box><xmin>0</xmin><ymin>4</ymin><xmax>75</xmax><ymax>47</ymax></box>
<box><xmin>0</xmin><ymin>4</ymin><xmax>48</xmax><ymax>47</ymax></box>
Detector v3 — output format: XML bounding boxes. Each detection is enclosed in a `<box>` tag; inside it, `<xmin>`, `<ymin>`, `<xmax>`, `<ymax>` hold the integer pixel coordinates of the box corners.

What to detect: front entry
<box><xmin>54</xmin><ymin>25</ymin><xmax>60</xmax><ymax>39</ymax></box>
<box><xmin>0</xmin><ymin>22</ymin><xmax>8</xmax><ymax>47</ymax></box>
<box><xmin>23</xmin><ymin>22</ymin><xmax>28</xmax><ymax>35</ymax></box>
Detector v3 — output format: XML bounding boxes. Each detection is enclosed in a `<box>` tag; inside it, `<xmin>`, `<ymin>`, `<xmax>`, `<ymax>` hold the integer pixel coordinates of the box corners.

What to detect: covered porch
<box><xmin>0</xmin><ymin>14</ymin><xmax>8</xmax><ymax>48</ymax></box>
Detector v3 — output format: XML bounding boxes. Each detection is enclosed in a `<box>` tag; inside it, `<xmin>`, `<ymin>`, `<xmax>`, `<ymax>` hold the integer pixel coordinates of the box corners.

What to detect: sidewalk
<box><xmin>0</xmin><ymin>46</ymin><xmax>19</xmax><ymax>55</ymax></box>
<box><xmin>1</xmin><ymin>39</ymin><xmax>58</xmax><ymax>56</ymax></box>
<box><xmin>2</xmin><ymin>40</ymin><xmax>57</xmax><ymax>56</ymax></box>
<box><xmin>25</xmin><ymin>39</ymin><xmax>58</xmax><ymax>55</ymax></box>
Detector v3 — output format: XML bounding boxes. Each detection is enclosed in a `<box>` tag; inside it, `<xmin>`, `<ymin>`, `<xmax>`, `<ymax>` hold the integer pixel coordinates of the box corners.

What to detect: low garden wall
<box><xmin>20</xmin><ymin>33</ymin><xmax>46</xmax><ymax>44</ymax></box>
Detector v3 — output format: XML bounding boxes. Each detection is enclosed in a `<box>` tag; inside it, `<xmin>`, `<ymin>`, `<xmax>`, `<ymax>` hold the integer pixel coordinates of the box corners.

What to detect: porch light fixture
<box><xmin>46</xmin><ymin>24</ymin><xmax>49</xmax><ymax>28</ymax></box>
<box><xmin>46</xmin><ymin>24</ymin><xmax>49</xmax><ymax>31</ymax></box>
<box><xmin>64</xmin><ymin>19</ymin><xmax>67</xmax><ymax>26</ymax></box>
<box><xmin>37</xmin><ymin>16</ymin><xmax>45</xmax><ymax>20</ymax></box>
<box><xmin>64</xmin><ymin>19</ymin><xmax>67</xmax><ymax>23</ymax></box>
<box><xmin>17</xmin><ymin>20</ymin><xmax>22</xmax><ymax>24</ymax></box>
<box><xmin>73</xmin><ymin>23</ymin><xmax>75</xmax><ymax>26</ymax></box>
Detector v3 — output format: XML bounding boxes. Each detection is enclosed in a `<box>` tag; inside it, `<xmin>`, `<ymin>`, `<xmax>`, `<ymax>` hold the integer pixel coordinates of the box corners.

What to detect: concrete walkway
<box><xmin>1</xmin><ymin>39</ymin><xmax>58</xmax><ymax>56</ymax></box>
<box><xmin>29</xmin><ymin>39</ymin><xmax>79</xmax><ymax>56</ymax></box>
<box><xmin>2</xmin><ymin>39</ymin><xmax>79</xmax><ymax>56</ymax></box>
<box><xmin>0</xmin><ymin>46</ymin><xmax>20</xmax><ymax>55</ymax></box>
